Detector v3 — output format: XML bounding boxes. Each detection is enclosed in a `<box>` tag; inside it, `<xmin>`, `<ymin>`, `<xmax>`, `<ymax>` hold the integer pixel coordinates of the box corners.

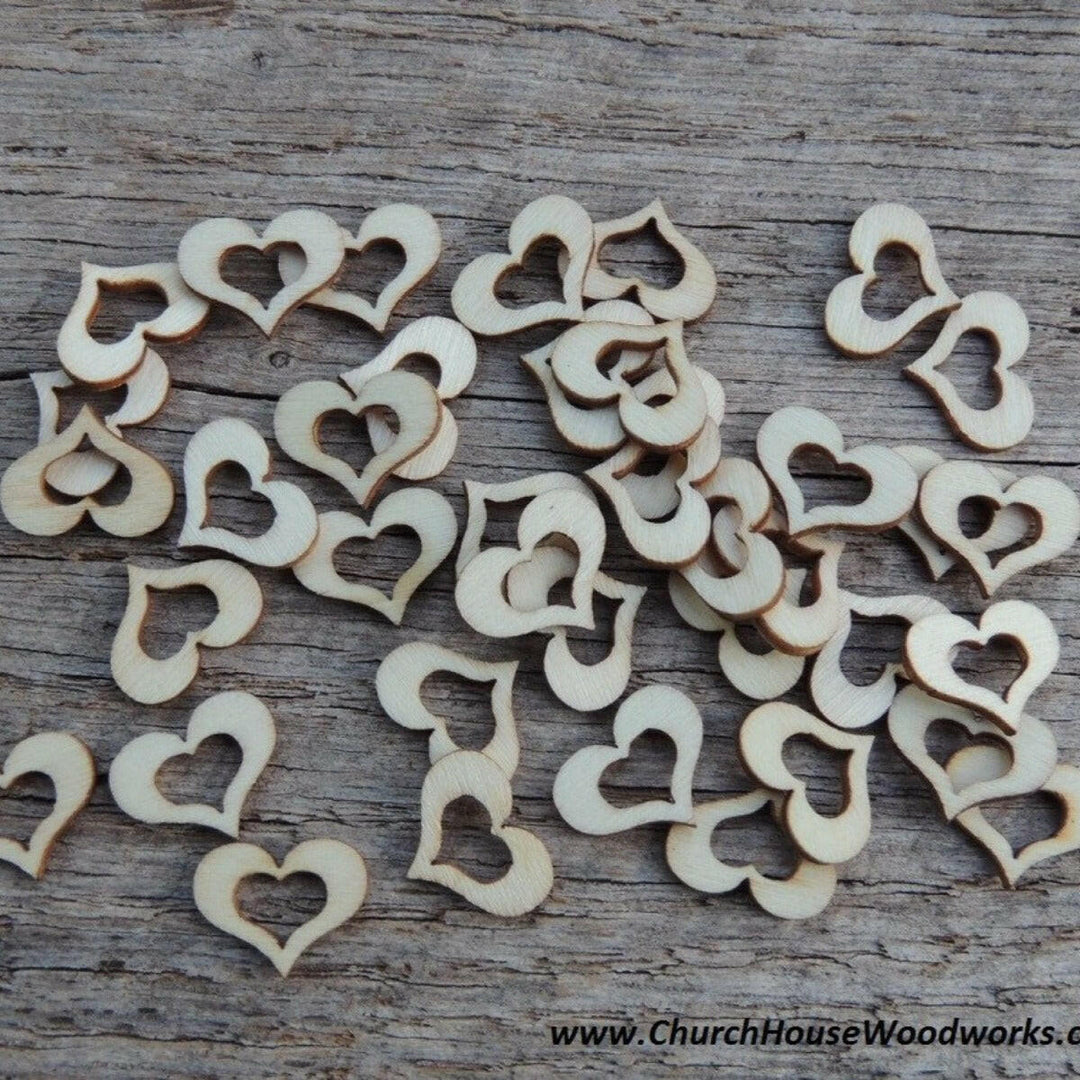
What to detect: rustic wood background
<box><xmin>1</xmin><ymin>2</ymin><xmax>1079</xmax><ymax>1077</ymax></box>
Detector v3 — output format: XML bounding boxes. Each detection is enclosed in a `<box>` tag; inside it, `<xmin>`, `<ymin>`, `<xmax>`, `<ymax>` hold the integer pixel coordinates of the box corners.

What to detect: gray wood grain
<box><xmin>2</xmin><ymin>2</ymin><xmax>1080</xmax><ymax>1076</ymax></box>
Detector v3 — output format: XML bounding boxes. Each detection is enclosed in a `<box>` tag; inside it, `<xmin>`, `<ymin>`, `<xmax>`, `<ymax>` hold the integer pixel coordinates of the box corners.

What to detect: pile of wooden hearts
<box><xmin>1</xmin><ymin>196</ymin><xmax>1078</xmax><ymax>978</ymax></box>
<box><xmin>0</xmin><ymin>204</ymin><xmax>481</xmax><ymax>974</ymax></box>
<box><xmin>438</xmin><ymin>196</ymin><xmax>1080</xmax><ymax>920</ymax></box>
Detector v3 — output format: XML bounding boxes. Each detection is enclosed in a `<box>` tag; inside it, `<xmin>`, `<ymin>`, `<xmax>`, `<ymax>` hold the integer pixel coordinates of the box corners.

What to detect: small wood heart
<box><xmin>273</xmin><ymin>370</ymin><xmax>441</xmax><ymax>508</ymax></box>
<box><xmin>450</xmin><ymin>194</ymin><xmax>594</xmax><ymax>336</ymax></box>
<box><xmin>32</xmin><ymin>351</ymin><xmax>171</xmax><ymax>498</ymax></box>
<box><xmin>1</xmin><ymin>406</ymin><xmax>174</xmax><ymax>538</ymax></box>
<box><xmin>577</xmin><ymin>199</ymin><xmax>717</xmax><ymax>322</ymax></box>
<box><xmin>193</xmin><ymin>838</ymin><xmax>368</xmax><ymax>976</ymax></box>
<box><xmin>738</xmin><ymin>702</ymin><xmax>874</xmax><ymax>865</ymax></box>
<box><xmin>919</xmin><ymin>460</ymin><xmax>1080</xmax><ymax>597</ymax></box>
<box><xmin>505</xmin><ymin>545</ymin><xmax>645</xmax><ymax>713</ymax></box>
<box><xmin>111</xmin><ymin>559</ymin><xmax>263</xmax><ymax>705</ymax></box>
<box><xmin>109</xmin><ymin>691</ymin><xmax>275</xmax><ymax>836</ymax></box>
<box><xmin>948</xmin><ymin>747</ymin><xmax>1080</xmax><ymax>888</ymax></box>
<box><xmin>550</xmin><ymin>320</ymin><xmax>706</xmax><ymax>452</ymax></box>
<box><xmin>0</xmin><ymin>733</ymin><xmax>95</xmax><ymax>879</ymax></box>
<box><xmin>340</xmin><ymin>316</ymin><xmax>476</xmax><ymax>481</ymax></box>
<box><xmin>178</xmin><ymin>209</ymin><xmax>345</xmax><ymax>336</ymax></box>
<box><xmin>377</xmin><ymin>643</ymin><xmax>520</xmax><ymax>777</ymax></box>
<box><xmin>552</xmin><ymin>685</ymin><xmax>702</xmax><ymax>834</ymax></box>
<box><xmin>277</xmin><ymin>203</ymin><xmax>441</xmax><ymax>332</ymax></box>
<box><xmin>292</xmin><ymin>489</ymin><xmax>457</xmax><ymax>625</ymax></box>
<box><xmin>893</xmin><ymin>445</ymin><xmax>1029</xmax><ymax>581</ymax></box>
<box><xmin>904</xmin><ymin>291</ymin><xmax>1033</xmax><ymax>451</ymax></box>
<box><xmin>665</xmin><ymin>790</ymin><xmax>837</xmax><ymax>919</ymax></box>
<box><xmin>824</xmin><ymin>202</ymin><xmax>960</xmax><ymax>358</ymax></box>
<box><xmin>809</xmin><ymin>590</ymin><xmax>949</xmax><ymax>730</ymax></box>
<box><xmin>456</xmin><ymin>472</ymin><xmax>596</xmax><ymax>578</ymax></box>
<box><xmin>756</xmin><ymin>405</ymin><xmax>918</xmax><ymax>537</ymax></box>
<box><xmin>455</xmin><ymin>488</ymin><xmax>605</xmax><ymax>637</ymax></box>
<box><xmin>408</xmin><ymin>750</ymin><xmax>553</xmax><ymax>916</ymax></box>
<box><xmin>904</xmin><ymin>600</ymin><xmax>1059</xmax><ymax>734</ymax></box>
<box><xmin>887</xmin><ymin>684</ymin><xmax>1057</xmax><ymax>820</ymax></box>
<box><xmin>57</xmin><ymin>260</ymin><xmax>209</xmax><ymax>386</ymax></box>
<box><xmin>179</xmin><ymin>417</ymin><xmax>318</xmax><ymax>567</ymax></box>
<box><xmin>669</xmin><ymin>568</ymin><xmax>807</xmax><ymax>700</ymax></box>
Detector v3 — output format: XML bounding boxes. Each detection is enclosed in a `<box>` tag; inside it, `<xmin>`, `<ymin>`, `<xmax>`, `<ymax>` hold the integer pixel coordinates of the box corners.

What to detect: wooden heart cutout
<box><xmin>550</xmin><ymin>320</ymin><xmax>706</xmax><ymax>452</ymax></box>
<box><xmin>665</xmin><ymin>791</ymin><xmax>837</xmax><ymax>919</ymax></box>
<box><xmin>32</xmin><ymin>351</ymin><xmax>171</xmax><ymax>498</ymax></box>
<box><xmin>584</xmin><ymin>437</ymin><xmax>713</xmax><ymax>569</ymax></box>
<box><xmin>291</xmin><ymin>489</ymin><xmax>457</xmax><ymax>625</ymax></box>
<box><xmin>450</xmin><ymin>194</ymin><xmax>593</xmax><ymax>336</ymax></box>
<box><xmin>893</xmin><ymin>445</ymin><xmax>1029</xmax><ymax>581</ymax></box>
<box><xmin>193</xmin><ymin>838</ymin><xmax>368</xmax><ymax>976</ymax></box>
<box><xmin>521</xmin><ymin>299</ymin><xmax>654</xmax><ymax>454</ymax></box>
<box><xmin>277</xmin><ymin>204</ymin><xmax>441</xmax><ymax>332</ymax></box>
<box><xmin>669</xmin><ymin>568</ymin><xmax>807</xmax><ymax>700</ymax></box>
<box><xmin>756</xmin><ymin>405</ymin><xmax>918</xmax><ymax>537</ymax></box>
<box><xmin>824</xmin><ymin>202</ymin><xmax>960</xmax><ymax>358</ymax></box>
<box><xmin>178</xmin><ymin>209</ymin><xmax>345</xmax><ymax>336</ymax></box>
<box><xmin>904</xmin><ymin>291</ymin><xmax>1033</xmax><ymax>451</ymax></box>
<box><xmin>505</xmin><ymin>545</ymin><xmax>645</xmax><ymax>712</ymax></box>
<box><xmin>552</xmin><ymin>685</ymin><xmax>703</xmax><ymax>834</ymax></box>
<box><xmin>408</xmin><ymin>750</ymin><xmax>553</xmax><ymax>916</ymax></box>
<box><xmin>179</xmin><ymin>417</ymin><xmax>318</xmax><ymax>567</ymax></box>
<box><xmin>111</xmin><ymin>559</ymin><xmax>263</xmax><ymax>705</ymax></box>
<box><xmin>755</xmin><ymin>515</ymin><xmax>846</xmax><ymax>656</ymax></box>
<box><xmin>0</xmin><ymin>733</ymin><xmax>95</xmax><ymax>879</ymax></box>
<box><xmin>455</xmin><ymin>488</ymin><xmax>605</xmax><ymax>637</ymax></box>
<box><xmin>948</xmin><ymin>747</ymin><xmax>1080</xmax><ymax>888</ymax></box>
<box><xmin>809</xmin><ymin>590</ymin><xmax>949</xmax><ymax>730</ymax></box>
<box><xmin>340</xmin><ymin>316</ymin><xmax>477</xmax><ymax>481</ymax></box>
<box><xmin>904</xmin><ymin>600</ymin><xmax>1059</xmax><ymax>734</ymax></box>
<box><xmin>376</xmin><ymin>642</ymin><xmax>520</xmax><ymax>777</ymax></box>
<box><xmin>273</xmin><ymin>370</ymin><xmax>441</xmax><ymax>508</ymax></box>
<box><xmin>58</xmin><ymin>260</ymin><xmax>209</xmax><ymax>386</ymax></box>
<box><xmin>738</xmin><ymin>702</ymin><xmax>874</xmax><ymax>865</ymax></box>
<box><xmin>1</xmin><ymin>406</ymin><xmax>174</xmax><ymax>538</ymax></box>
<box><xmin>576</xmin><ymin>199</ymin><xmax>717</xmax><ymax>322</ymax></box>
<box><xmin>456</xmin><ymin>472</ymin><xmax>596</xmax><ymax>578</ymax></box>
<box><xmin>919</xmin><ymin>460</ymin><xmax>1080</xmax><ymax>597</ymax></box>
<box><xmin>887</xmin><ymin>684</ymin><xmax>1057</xmax><ymax>820</ymax></box>
<box><xmin>109</xmin><ymin>691</ymin><xmax>276</xmax><ymax>836</ymax></box>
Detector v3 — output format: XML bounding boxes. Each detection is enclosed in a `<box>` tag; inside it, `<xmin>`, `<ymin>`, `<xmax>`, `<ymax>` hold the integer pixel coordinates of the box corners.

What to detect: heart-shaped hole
<box><xmin>236</xmin><ymin>870</ymin><xmax>328</xmax><ymax>946</ymax></box>
<box><xmin>708</xmin><ymin>801</ymin><xmax>798</xmax><ymax>879</ymax></box>
<box><xmin>780</xmin><ymin>736</ymin><xmax>848</xmax><ymax>816</ymax></box>
<box><xmin>203</xmin><ymin>461</ymin><xmax>280</xmax><ymax>538</ymax></box>
<box><xmin>88</xmin><ymin>283</ymin><xmax>168</xmax><ymax>344</ymax></box>
<box><xmin>313</xmin><ymin>410</ymin><xmax>383</xmax><ymax>480</ymax></box>
<box><xmin>932</xmin><ymin>329</ymin><xmax>1001</xmax><ymax>412</ymax></box>
<box><xmin>221</xmin><ymin>243</ymin><xmax>305</xmax><ymax>309</ymax></box>
<box><xmin>597</xmin><ymin>218</ymin><xmax>685</xmax><ymax>291</ymax></box>
<box><xmin>154</xmin><ymin>733</ymin><xmax>244</xmax><ymax>811</ymax></box>
<box><xmin>495</xmin><ymin>238</ymin><xmax>569</xmax><ymax>309</ymax></box>
<box><xmin>331</xmin><ymin>528</ymin><xmax>423</xmax><ymax>598</ymax></box>
<box><xmin>333</xmin><ymin>239</ymin><xmax>407</xmax><ymax>308</ymax></box>
<box><xmin>788</xmin><ymin>448</ymin><xmax>871</xmax><ymax>511</ymax></box>
<box><xmin>599</xmin><ymin>730</ymin><xmax>678</xmax><ymax>809</ymax></box>
<box><xmin>0</xmin><ymin>771</ymin><xmax>56</xmax><ymax>849</ymax></box>
<box><xmin>972</xmin><ymin>790</ymin><xmax>1063</xmax><ymax>856</ymax></box>
<box><xmin>924</xmin><ymin>719</ymin><xmax>1009</xmax><ymax>776</ymax></box>
<box><xmin>42</xmin><ymin>433</ymin><xmax>132</xmax><ymax>506</ymax></box>
<box><xmin>838</xmin><ymin>615</ymin><xmax>909</xmax><ymax>687</ymax></box>
<box><xmin>958</xmin><ymin>497</ymin><xmax>1039</xmax><ymax>568</ymax></box>
<box><xmin>952</xmin><ymin>636</ymin><xmax>1025</xmax><ymax>701</ymax></box>
<box><xmin>860</xmin><ymin>243</ymin><xmax>934</xmax><ymax>322</ymax></box>
<box><xmin>418</xmin><ymin>672</ymin><xmax>502</xmax><ymax>754</ymax></box>
<box><xmin>433</xmin><ymin>795</ymin><xmax>513</xmax><ymax>882</ymax></box>
<box><xmin>562</xmin><ymin>593</ymin><xmax>620</xmax><ymax>667</ymax></box>
<box><xmin>140</xmin><ymin>583</ymin><xmax>220</xmax><ymax>660</ymax></box>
